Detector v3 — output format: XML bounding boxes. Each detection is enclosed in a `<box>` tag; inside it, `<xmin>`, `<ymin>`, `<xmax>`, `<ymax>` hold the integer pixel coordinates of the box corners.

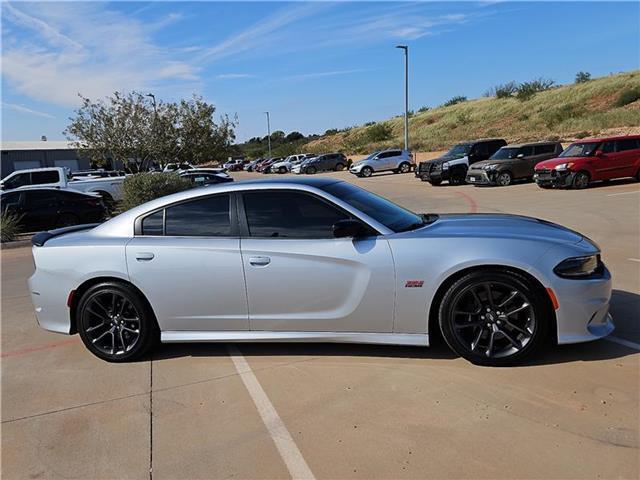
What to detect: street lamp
<box><xmin>264</xmin><ymin>111</ymin><xmax>272</xmax><ymax>158</ymax></box>
<box><xmin>395</xmin><ymin>45</ymin><xmax>409</xmax><ymax>152</ymax></box>
<box><xmin>146</xmin><ymin>93</ymin><xmax>157</xmax><ymax>114</ymax></box>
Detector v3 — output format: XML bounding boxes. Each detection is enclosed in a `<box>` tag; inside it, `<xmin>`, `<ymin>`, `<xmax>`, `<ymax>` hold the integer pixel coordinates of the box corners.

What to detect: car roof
<box><xmin>235</xmin><ymin>177</ymin><xmax>342</xmax><ymax>188</ymax></box>
<box><xmin>1</xmin><ymin>186</ymin><xmax>95</xmax><ymax>196</ymax></box>
<box><xmin>576</xmin><ymin>134</ymin><xmax>640</xmax><ymax>142</ymax></box>
<box><xmin>504</xmin><ymin>141</ymin><xmax>561</xmax><ymax>148</ymax></box>
<box><xmin>456</xmin><ymin>138</ymin><xmax>505</xmax><ymax>146</ymax></box>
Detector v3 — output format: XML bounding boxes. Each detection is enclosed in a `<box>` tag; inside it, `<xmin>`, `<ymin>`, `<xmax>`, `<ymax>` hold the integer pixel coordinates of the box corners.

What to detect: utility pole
<box><xmin>395</xmin><ymin>45</ymin><xmax>409</xmax><ymax>151</ymax></box>
<box><xmin>146</xmin><ymin>93</ymin><xmax>158</xmax><ymax>171</ymax></box>
<box><xmin>264</xmin><ymin>111</ymin><xmax>272</xmax><ymax>158</ymax></box>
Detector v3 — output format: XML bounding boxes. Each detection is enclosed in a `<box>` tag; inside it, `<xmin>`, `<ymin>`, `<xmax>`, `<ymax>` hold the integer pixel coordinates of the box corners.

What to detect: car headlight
<box><xmin>554</xmin><ymin>254</ymin><xmax>602</xmax><ymax>278</ymax></box>
<box><xmin>442</xmin><ymin>162</ymin><xmax>449</xmax><ymax>170</ymax></box>
<box><xmin>554</xmin><ymin>162</ymin><xmax>575</xmax><ymax>171</ymax></box>
<box><xmin>483</xmin><ymin>164</ymin><xmax>499</xmax><ymax>170</ymax></box>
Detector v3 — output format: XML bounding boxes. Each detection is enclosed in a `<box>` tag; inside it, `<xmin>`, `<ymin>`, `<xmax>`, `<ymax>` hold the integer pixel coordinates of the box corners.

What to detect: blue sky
<box><xmin>2</xmin><ymin>1</ymin><xmax>639</xmax><ymax>143</ymax></box>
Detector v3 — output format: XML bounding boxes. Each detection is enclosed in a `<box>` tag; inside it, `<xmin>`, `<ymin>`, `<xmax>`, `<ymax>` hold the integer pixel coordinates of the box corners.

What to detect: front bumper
<box><xmin>553</xmin><ymin>265</ymin><xmax>614</xmax><ymax>344</ymax></box>
<box><xmin>466</xmin><ymin>169</ymin><xmax>496</xmax><ymax>185</ymax></box>
<box><xmin>534</xmin><ymin>169</ymin><xmax>574</xmax><ymax>188</ymax></box>
<box><xmin>418</xmin><ymin>165</ymin><xmax>449</xmax><ymax>182</ymax></box>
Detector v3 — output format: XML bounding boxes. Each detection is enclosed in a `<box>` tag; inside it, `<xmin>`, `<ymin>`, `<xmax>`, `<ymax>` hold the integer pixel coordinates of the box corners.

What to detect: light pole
<box><xmin>395</xmin><ymin>45</ymin><xmax>409</xmax><ymax>152</ymax></box>
<box><xmin>264</xmin><ymin>111</ymin><xmax>272</xmax><ymax>158</ymax></box>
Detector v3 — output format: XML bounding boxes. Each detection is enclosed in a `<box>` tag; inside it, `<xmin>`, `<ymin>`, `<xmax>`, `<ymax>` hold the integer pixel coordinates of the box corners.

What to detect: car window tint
<box><xmin>142</xmin><ymin>210</ymin><xmax>164</xmax><ymax>235</ymax></box>
<box><xmin>601</xmin><ymin>141</ymin><xmax>615</xmax><ymax>153</ymax></box>
<box><xmin>4</xmin><ymin>172</ymin><xmax>30</xmax><ymax>189</ymax></box>
<box><xmin>25</xmin><ymin>191</ymin><xmax>58</xmax><ymax>207</ymax></box>
<box><xmin>165</xmin><ymin>195</ymin><xmax>231</xmax><ymax>236</ymax></box>
<box><xmin>1</xmin><ymin>192</ymin><xmax>22</xmax><ymax>209</ymax></box>
<box><xmin>616</xmin><ymin>139</ymin><xmax>639</xmax><ymax>152</ymax></box>
<box><xmin>534</xmin><ymin>144</ymin><xmax>555</xmax><ymax>155</ymax></box>
<box><xmin>31</xmin><ymin>171</ymin><xmax>60</xmax><ymax>184</ymax></box>
<box><xmin>243</xmin><ymin>191</ymin><xmax>349</xmax><ymax>238</ymax></box>
<box><xmin>520</xmin><ymin>146</ymin><xmax>535</xmax><ymax>156</ymax></box>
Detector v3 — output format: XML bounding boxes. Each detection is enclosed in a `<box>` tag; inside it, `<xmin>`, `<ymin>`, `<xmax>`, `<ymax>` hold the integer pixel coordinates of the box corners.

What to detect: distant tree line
<box><xmin>238</xmin><ymin>130</ymin><xmax>321</xmax><ymax>158</ymax></box>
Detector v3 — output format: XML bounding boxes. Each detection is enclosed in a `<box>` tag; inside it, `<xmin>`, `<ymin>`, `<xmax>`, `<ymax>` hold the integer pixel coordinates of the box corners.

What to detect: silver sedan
<box><xmin>28</xmin><ymin>178</ymin><xmax>613</xmax><ymax>366</ymax></box>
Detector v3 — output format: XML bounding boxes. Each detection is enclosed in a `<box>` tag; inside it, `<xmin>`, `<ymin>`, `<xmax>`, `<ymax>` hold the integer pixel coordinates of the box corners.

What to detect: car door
<box><xmin>126</xmin><ymin>193</ymin><xmax>249</xmax><ymax>332</ymax></box>
<box><xmin>614</xmin><ymin>138</ymin><xmax>640</xmax><ymax>177</ymax></box>
<box><xmin>594</xmin><ymin>141</ymin><xmax>619</xmax><ymax>180</ymax></box>
<box><xmin>239</xmin><ymin>189</ymin><xmax>395</xmax><ymax>333</ymax></box>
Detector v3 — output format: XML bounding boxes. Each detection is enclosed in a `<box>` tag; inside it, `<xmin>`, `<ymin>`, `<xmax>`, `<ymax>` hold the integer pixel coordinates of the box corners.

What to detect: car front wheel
<box><xmin>77</xmin><ymin>282</ymin><xmax>158</xmax><ymax>362</ymax></box>
<box><xmin>572</xmin><ymin>171</ymin><xmax>590</xmax><ymax>189</ymax></box>
<box><xmin>497</xmin><ymin>171</ymin><xmax>513</xmax><ymax>186</ymax></box>
<box><xmin>438</xmin><ymin>270</ymin><xmax>548</xmax><ymax>366</ymax></box>
<box><xmin>361</xmin><ymin>166</ymin><xmax>373</xmax><ymax>177</ymax></box>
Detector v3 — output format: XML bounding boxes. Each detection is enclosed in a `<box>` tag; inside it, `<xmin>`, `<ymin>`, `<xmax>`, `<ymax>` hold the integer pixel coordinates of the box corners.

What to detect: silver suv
<box><xmin>349</xmin><ymin>149</ymin><xmax>413</xmax><ymax>177</ymax></box>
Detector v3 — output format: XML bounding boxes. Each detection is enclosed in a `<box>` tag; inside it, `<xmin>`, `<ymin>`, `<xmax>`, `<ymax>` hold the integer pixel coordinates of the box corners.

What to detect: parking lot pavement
<box><xmin>2</xmin><ymin>172</ymin><xmax>639</xmax><ymax>479</ymax></box>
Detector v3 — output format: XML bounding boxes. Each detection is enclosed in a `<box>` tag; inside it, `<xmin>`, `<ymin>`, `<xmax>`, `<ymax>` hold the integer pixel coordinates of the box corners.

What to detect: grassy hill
<box><xmin>305</xmin><ymin>71</ymin><xmax>640</xmax><ymax>154</ymax></box>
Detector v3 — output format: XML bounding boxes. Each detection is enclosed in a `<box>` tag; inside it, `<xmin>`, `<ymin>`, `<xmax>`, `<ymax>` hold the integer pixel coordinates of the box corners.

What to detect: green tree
<box><xmin>65</xmin><ymin>92</ymin><xmax>237</xmax><ymax>170</ymax></box>
<box><xmin>575</xmin><ymin>71</ymin><xmax>591</xmax><ymax>84</ymax></box>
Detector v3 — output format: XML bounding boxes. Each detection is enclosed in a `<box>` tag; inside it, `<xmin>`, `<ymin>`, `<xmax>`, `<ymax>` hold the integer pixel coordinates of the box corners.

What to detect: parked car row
<box><xmin>415</xmin><ymin>135</ymin><xmax>640</xmax><ymax>189</ymax></box>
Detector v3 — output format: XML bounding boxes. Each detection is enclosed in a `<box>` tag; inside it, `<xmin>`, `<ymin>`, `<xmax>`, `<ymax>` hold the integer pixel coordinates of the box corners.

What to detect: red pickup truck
<box><xmin>534</xmin><ymin>135</ymin><xmax>640</xmax><ymax>189</ymax></box>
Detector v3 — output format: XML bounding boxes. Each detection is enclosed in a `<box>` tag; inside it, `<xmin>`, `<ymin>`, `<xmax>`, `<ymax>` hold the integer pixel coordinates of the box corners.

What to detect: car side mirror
<box><xmin>594</xmin><ymin>150</ymin><xmax>604</xmax><ymax>157</ymax></box>
<box><xmin>332</xmin><ymin>219</ymin><xmax>369</xmax><ymax>238</ymax></box>
<box><xmin>516</xmin><ymin>153</ymin><xmax>524</xmax><ymax>159</ymax></box>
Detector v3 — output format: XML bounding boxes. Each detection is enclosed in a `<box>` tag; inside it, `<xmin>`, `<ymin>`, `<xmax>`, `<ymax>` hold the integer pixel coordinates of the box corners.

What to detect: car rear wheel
<box><xmin>497</xmin><ymin>171</ymin><xmax>513</xmax><ymax>187</ymax></box>
<box><xmin>438</xmin><ymin>270</ymin><xmax>548</xmax><ymax>366</ymax></box>
<box><xmin>398</xmin><ymin>162</ymin><xmax>411</xmax><ymax>174</ymax></box>
<box><xmin>278</xmin><ymin>166</ymin><xmax>286</xmax><ymax>174</ymax></box>
<box><xmin>449</xmin><ymin>170</ymin><xmax>466</xmax><ymax>185</ymax></box>
<box><xmin>572</xmin><ymin>171</ymin><xmax>590</xmax><ymax>189</ymax></box>
<box><xmin>77</xmin><ymin>282</ymin><xmax>158</xmax><ymax>362</ymax></box>
<box><xmin>56</xmin><ymin>213</ymin><xmax>80</xmax><ymax>228</ymax></box>
<box><xmin>429</xmin><ymin>179</ymin><xmax>442</xmax><ymax>186</ymax></box>
<box><xmin>361</xmin><ymin>166</ymin><xmax>373</xmax><ymax>178</ymax></box>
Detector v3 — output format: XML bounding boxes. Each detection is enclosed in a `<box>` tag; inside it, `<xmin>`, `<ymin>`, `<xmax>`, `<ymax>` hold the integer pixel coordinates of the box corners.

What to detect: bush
<box><xmin>366</xmin><ymin>123</ymin><xmax>393</xmax><ymax>142</ymax></box>
<box><xmin>418</xmin><ymin>106</ymin><xmax>430</xmax><ymax>113</ymax></box>
<box><xmin>1</xmin><ymin>211</ymin><xmax>22</xmax><ymax>243</ymax></box>
<box><xmin>487</xmin><ymin>81</ymin><xmax>517</xmax><ymax>98</ymax></box>
<box><xmin>575</xmin><ymin>71</ymin><xmax>591</xmax><ymax>84</ymax></box>
<box><xmin>540</xmin><ymin>104</ymin><xmax>584</xmax><ymax>128</ymax></box>
<box><xmin>120</xmin><ymin>172</ymin><xmax>191</xmax><ymax>211</ymax></box>
<box><xmin>516</xmin><ymin>78</ymin><xmax>555</xmax><ymax>101</ymax></box>
<box><xmin>615</xmin><ymin>87</ymin><xmax>640</xmax><ymax>107</ymax></box>
<box><xmin>443</xmin><ymin>95</ymin><xmax>467</xmax><ymax>107</ymax></box>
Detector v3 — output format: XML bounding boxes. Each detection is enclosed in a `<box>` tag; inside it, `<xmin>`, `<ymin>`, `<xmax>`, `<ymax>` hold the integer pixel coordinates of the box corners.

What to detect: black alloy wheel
<box><xmin>439</xmin><ymin>270</ymin><xmax>548</xmax><ymax>366</ymax></box>
<box><xmin>77</xmin><ymin>282</ymin><xmax>158</xmax><ymax>362</ymax></box>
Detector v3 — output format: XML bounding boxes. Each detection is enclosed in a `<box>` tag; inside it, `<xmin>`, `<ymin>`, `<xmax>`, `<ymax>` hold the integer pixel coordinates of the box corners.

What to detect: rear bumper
<box><xmin>534</xmin><ymin>169</ymin><xmax>574</xmax><ymax>188</ymax></box>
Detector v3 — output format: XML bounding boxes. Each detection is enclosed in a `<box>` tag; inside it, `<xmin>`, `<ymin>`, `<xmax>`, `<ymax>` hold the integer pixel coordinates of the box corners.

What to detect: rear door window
<box><xmin>601</xmin><ymin>141</ymin><xmax>616</xmax><ymax>153</ymax></box>
<box><xmin>520</xmin><ymin>146</ymin><xmax>535</xmax><ymax>156</ymax></box>
<box><xmin>616</xmin><ymin>139</ymin><xmax>639</xmax><ymax>152</ymax></box>
<box><xmin>31</xmin><ymin>170</ymin><xmax>61</xmax><ymax>184</ymax></box>
<box><xmin>165</xmin><ymin>195</ymin><xmax>231</xmax><ymax>236</ymax></box>
<box><xmin>533</xmin><ymin>144</ymin><xmax>556</xmax><ymax>155</ymax></box>
<box><xmin>24</xmin><ymin>190</ymin><xmax>59</xmax><ymax>208</ymax></box>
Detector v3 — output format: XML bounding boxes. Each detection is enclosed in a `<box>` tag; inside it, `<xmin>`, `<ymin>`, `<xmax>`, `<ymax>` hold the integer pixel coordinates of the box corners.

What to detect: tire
<box><xmin>398</xmin><ymin>162</ymin><xmax>411</xmax><ymax>174</ymax></box>
<box><xmin>278</xmin><ymin>167</ymin><xmax>286</xmax><ymax>174</ymax></box>
<box><xmin>537</xmin><ymin>183</ymin><xmax>552</xmax><ymax>189</ymax></box>
<box><xmin>76</xmin><ymin>282</ymin><xmax>158</xmax><ymax>362</ymax></box>
<box><xmin>438</xmin><ymin>270</ymin><xmax>548</xmax><ymax>366</ymax></box>
<box><xmin>56</xmin><ymin>213</ymin><xmax>80</xmax><ymax>228</ymax></box>
<box><xmin>572</xmin><ymin>171</ymin><xmax>590</xmax><ymax>189</ymax></box>
<box><xmin>449</xmin><ymin>169</ymin><xmax>467</xmax><ymax>185</ymax></box>
<box><xmin>429</xmin><ymin>179</ymin><xmax>442</xmax><ymax>186</ymax></box>
<box><xmin>496</xmin><ymin>171</ymin><xmax>513</xmax><ymax>187</ymax></box>
<box><xmin>361</xmin><ymin>166</ymin><xmax>373</xmax><ymax>178</ymax></box>
<box><xmin>335</xmin><ymin>163</ymin><xmax>345</xmax><ymax>171</ymax></box>
<box><xmin>306</xmin><ymin>166</ymin><xmax>317</xmax><ymax>175</ymax></box>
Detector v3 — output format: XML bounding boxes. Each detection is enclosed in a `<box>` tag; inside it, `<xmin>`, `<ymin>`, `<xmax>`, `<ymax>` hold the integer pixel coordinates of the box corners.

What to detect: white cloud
<box><xmin>216</xmin><ymin>73</ymin><xmax>254</xmax><ymax>80</ymax></box>
<box><xmin>2</xmin><ymin>102</ymin><xmax>55</xmax><ymax>119</ymax></box>
<box><xmin>1</xmin><ymin>2</ymin><xmax>198</xmax><ymax>107</ymax></box>
<box><xmin>286</xmin><ymin>69</ymin><xmax>366</xmax><ymax>81</ymax></box>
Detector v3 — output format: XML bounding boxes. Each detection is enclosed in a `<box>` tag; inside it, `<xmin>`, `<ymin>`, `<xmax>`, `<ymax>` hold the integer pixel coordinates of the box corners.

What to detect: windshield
<box><xmin>559</xmin><ymin>142</ymin><xmax>601</xmax><ymax>158</ymax></box>
<box><xmin>446</xmin><ymin>143</ymin><xmax>471</xmax><ymax>157</ymax></box>
<box><xmin>321</xmin><ymin>182</ymin><xmax>425</xmax><ymax>233</ymax></box>
<box><xmin>490</xmin><ymin>147</ymin><xmax>520</xmax><ymax>160</ymax></box>
<box><xmin>362</xmin><ymin>151</ymin><xmax>380</xmax><ymax>161</ymax></box>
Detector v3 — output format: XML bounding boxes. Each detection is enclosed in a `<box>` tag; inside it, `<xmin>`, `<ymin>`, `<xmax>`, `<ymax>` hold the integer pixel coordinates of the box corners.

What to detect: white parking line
<box><xmin>228</xmin><ymin>345</ymin><xmax>315</xmax><ymax>480</ymax></box>
<box><xmin>605</xmin><ymin>336</ymin><xmax>640</xmax><ymax>351</ymax></box>
<box><xmin>606</xmin><ymin>190</ymin><xmax>640</xmax><ymax>197</ymax></box>
<box><xmin>628</xmin><ymin>258</ymin><xmax>640</xmax><ymax>263</ymax></box>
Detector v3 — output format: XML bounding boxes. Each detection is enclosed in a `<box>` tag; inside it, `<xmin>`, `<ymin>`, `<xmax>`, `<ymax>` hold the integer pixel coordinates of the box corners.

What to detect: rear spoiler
<box><xmin>32</xmin><ymin>223</ymin><xmax>100</xmax><ymax>247</ymax></box>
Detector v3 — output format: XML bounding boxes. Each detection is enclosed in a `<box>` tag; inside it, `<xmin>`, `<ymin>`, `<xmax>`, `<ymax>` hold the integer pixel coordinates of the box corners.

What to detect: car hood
<box><xmin>421</xmin><ymin>154</ymin><xmax>463</xmax><ymax>165</ymax></box>
<box><xmin>470</xmin><ymin>159</ymin><xmax>515</xmax><ymax>168</ymax></box>
<box><xmin>535</xmin><ymin>157</ymin><xmax>581</xmax><ymax>169</ymax></box>
<box><xmin>396</xmin><ymin>213</ymin><xmax>584</xmax><ymax>245</ymax></box>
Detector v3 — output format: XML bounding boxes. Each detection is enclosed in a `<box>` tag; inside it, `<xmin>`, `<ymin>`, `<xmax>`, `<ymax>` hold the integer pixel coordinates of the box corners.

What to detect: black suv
<box><xmin>417</xmin><ymin>138</ymin><xmax>507</xmax><ymax>185</ymax></box>
<box><xmin>466</xmin><ymin>141</ymin><xmax>563</xmax><ymax>186</ymax></box>
<box><xmin>300</xmin><ymin>153</ymin><xmax>348</xmax><ymax>174</ymax></box>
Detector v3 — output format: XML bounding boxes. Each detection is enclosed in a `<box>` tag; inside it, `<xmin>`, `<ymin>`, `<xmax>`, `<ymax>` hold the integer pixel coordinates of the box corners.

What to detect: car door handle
<box><xmin>249</xmin><ymin>256</ymin><xmax>271</xmax><ymax>267</ymax></box>
<box><xmin>135</xmin><ymin>252</ymin><xmax>155</xmax><ymax>261</ymax></box>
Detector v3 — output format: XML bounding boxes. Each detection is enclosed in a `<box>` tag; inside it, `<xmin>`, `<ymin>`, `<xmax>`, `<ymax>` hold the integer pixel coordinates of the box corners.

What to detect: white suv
<box><xmin>349</xmin><ymin>149</ymin><xmax>414</xmax><ymax>178</ymax></box>
<box><xmin>271</xmin><ymin>154</ymin><xmax>314</xmax><ymax>174</ymax></box>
